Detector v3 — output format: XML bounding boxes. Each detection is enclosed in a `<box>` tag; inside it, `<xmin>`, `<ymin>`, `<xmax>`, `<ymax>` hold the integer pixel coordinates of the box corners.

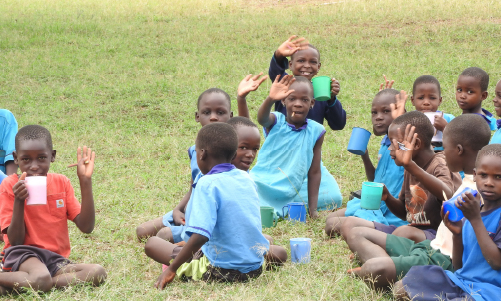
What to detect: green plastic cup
<box><xmin>260</xmin><ymin>206</ymin><xmax>278</xmax><ymax>228</ymax></box>
<box><xmin>360</xmin><ymin>182</ymin><xmax>384</xmax><ymax>210</ymax></box>
<box><xmin>312</xmin><ymin>76</ymin><xmax>331</xmax><ymax>101</ymax></box>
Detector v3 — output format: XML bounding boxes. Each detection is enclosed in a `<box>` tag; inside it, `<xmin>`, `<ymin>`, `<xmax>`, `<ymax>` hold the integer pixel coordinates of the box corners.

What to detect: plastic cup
<box><xmin>25</xmin><ymin>176</ymin><xmax>47</xmax><ymax>205</ymax></box>
<box><xmin>347</xmin><ymin>127</ymin><xmax>371</xmax><ymax>155</ymax></box>
<box><xmin>260</xmin><ymin>206</ymin><xmax>278</xmax><ymax>228</ymax></box>
<box><xmin>443</xmin><ymin>188</ymin><xmax>478</xmax><ymax>222</ymax></box>
<box><xmin>290</xmin><ymin>238</ymin><xmax>312</xmax><ymax>264</ymax></box>
<box><xmin>311</xmin><ymin>76</ymin><xmax>331</xmax><ymax>101</ymax></box>
<box><xmin>282</xmin><ymin>202</ymin><xmax>307</xmax><ymax>223</ymax></box>
<box><xmin>360</xmin><ymin>182</ymin><xmax>384</xmax><ymax>210</ymax></box>
<box><xmin>424</xmin><ymin>112</ymin><xmax>442</xmax><ymax>142</ymax></box>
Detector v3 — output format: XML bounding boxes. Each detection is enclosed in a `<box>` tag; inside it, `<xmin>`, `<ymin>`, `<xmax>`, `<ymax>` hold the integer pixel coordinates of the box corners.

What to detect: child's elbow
<box><xmin>489</xmin><ymin>261</ymin><xmax>501</xmax><ymax>271</ymax></box>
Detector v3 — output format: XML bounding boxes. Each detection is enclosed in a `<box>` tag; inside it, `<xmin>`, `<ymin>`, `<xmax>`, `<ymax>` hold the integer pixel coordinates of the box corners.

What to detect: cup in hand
<box><xmin>443</xmin><ymin>188</ymin><xmax>478</xmax><ymax>222</ymax></box>
<box><xmin>25</xmin><ymin>176</ymin><xmax>47</xmax><ymax>205</ymax></box>
<box><xmin>423</xmin><ymin>112</ymin><xmax>442</xmax><ymax>142</ymax></box>
<box><xmin>360</xmin><ymin>181</ymin><xmax>384</xmax><ymax>210</ymax></box>
<box><xmin>311</xmin><ymin>76</ymin><xmax>331</xmax><ymax>101</ymax></box>
<box><xmin>347</xmin><ymin>127</ymin><xmax>371</xmax><ymax>155</ymax></box>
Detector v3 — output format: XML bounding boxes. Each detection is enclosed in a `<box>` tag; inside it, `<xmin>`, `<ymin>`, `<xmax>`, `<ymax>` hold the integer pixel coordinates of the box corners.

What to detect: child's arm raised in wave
<box><xmin>390</xmin><ymin>90</ymin><xmax>407</xmax><ymax>120</ymax></box>
<box><xmin>257</xmin><ymin>75</ymin><xmax>296</xmax><ymax>130</ymax></box>
<box><xmin>72</xmin><ymin>146</ymin><xmax>96</xmax><ymax>234</ymax></box>
<box><xmin>308</xmin><ymin>134</ymin><xmax>324</xmax><ymax>219</ymax></box>
<box><xmin>237</xmin><ymin>73</ymin><xmax>268</xmax><ymax>119</ymax></box>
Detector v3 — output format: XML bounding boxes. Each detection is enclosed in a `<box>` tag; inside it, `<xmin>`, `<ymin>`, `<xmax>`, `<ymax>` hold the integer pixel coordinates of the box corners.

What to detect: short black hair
<box><xmin>196</xmin><ymin>123</ymin><xmax>238</xmax><ymax>161</ymax></box>
<box><xmin>291</xmin><ymin>44</ymin><xmax>320</xmax><ymax>62</ymax></box>
<box><xmin>391</xmin><ymin>111</ymin><xmax>434</xmax><ymax>146</ymax></box>
<box><xmin>227</xmin><ymin>116</ymin><xmax>258</xmax><ymax>130</ymax></box>
<box><xmin>476</xmin><ymin>144</ymin><xmax>501</xmax><ymax>167</ymax></box>
<box><xmin>197</xmin><ymin>88</ymin><xmax>231</xmax><ymax>110</ymax></box>
<box><xmin>443</xmin><ymin>114</ymin><xmax>490</xmax><ymax>151</ymax></box>
<box><xmin>291</xmin><ymin>76</ymin><xmax>314</xmax><ymax>91</ymax></box>
<box><xmin>460</xmin><ymin>67</ymin><xmax>489</xmax><ymax>92</ymax></box>
<box><xmin>375</xmin><ymin>88</ymin><xmax>400</xmax><ymax>100</ymax></box>
<box><xmin>412</xmin><ymin>75</ymin><xmax>441</xmax><ymax>96</ymax></box>
<box><xmin>15</xmin><ymin>125</ymin><xmax>53</xmax><ymax>151</ymax></box>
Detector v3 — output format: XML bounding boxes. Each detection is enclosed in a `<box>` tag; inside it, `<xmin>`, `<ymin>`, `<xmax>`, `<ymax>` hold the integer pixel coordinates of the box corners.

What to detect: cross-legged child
<box><xmin>149</xmin><ymin>123</ymin><xmax>286</xmax><ymax>288</ymax></box>
<box><xmin>0</xmin><ymin>125</ymin><xmax>106</xmax><ymax>294</ymax></box>
<box><xmin>341</xmin><ymin>111</ymin><xmax>462</xmax><ymax>243</ymax></box>
<box><xmin>325</xmin><ymin>88</ymin><xmax>406</xmax><ymax>237</ymax></box>
<box><xmin>344</xmin><ymin>114</ymin><xmax>490</xmax><ymax>291</ymax></box>
<box><xmin>266</xmin><ymin>35</ymin><xmax>344</xmax><ymax>211</ymax></box>
<box><xmin>490</xmin><ymin>79</ymin><xmax>501</xmax><ymax>144</ymax></box>
<box><xmin>250</xmin><ymin>75</ymin><xmax>326</xmax><ymax>219</ymax></box>
<box><xmin>226</xmin><ymin>117</ymin><xmax>261</xmax><ymax>171</ymax></box>
<box><xmin>395</xmin><ymin>143</ymin><xmax>501</xmax><ymax>301</ymax></box>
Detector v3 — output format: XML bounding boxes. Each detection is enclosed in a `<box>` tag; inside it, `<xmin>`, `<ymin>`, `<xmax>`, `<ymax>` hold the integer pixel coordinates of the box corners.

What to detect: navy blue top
<box><xmin>268</xmin><ymin>54</ymin><xmax>347</xmax><ymax>131</ymax></box>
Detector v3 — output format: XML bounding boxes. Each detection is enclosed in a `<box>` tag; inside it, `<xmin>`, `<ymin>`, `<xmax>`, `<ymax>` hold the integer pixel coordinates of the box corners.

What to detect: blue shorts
<box><xmin>162</xmin><ymin>211</ymin><xmax>186</xmax><ymax>243</ymax></box>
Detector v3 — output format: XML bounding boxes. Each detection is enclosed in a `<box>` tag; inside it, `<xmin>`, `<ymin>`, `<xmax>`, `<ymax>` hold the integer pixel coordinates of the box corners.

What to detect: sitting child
<box><xmin>250</xmin><ymin>75</ymin><xmax>326</xmax><ymax>219</ymax></box>
<box><xmin>0</xmin><ymin>125</ymin><xmax>106</xmax><ymax>294</ymax></box>
<box><xmin>0</xmin><ymin>109</ymin><xmax>18</xmax><ymax>176</ymax></box>
<box><xmin>395</xmin><ymin>144</ymin><xmax>501</xmax><ymax>301</ymax></box>
<box><xmin>490</xmin><ymin>79</ymin><xmax>501</xmax><ymax>144</ymax></box>
<box><xmin>341</xmin><ymin>111</ymin><xmax>462</xmax><ymax>243</ymax></box>
<box><xmin>344</xmin><ymin>114</ymin><xmax>490</xmax><ymax>291</ymax></box>
<box><xmin>148</xmin><ymin>123</ymin><xmax>286</xmax><ymax>288</ymax></box>
<box><xmin>226</xmin><ymin>117</ymin><xmax>261</xmax><ymax>171</ymax></box>
<box><xmin>325</xmin><ymin>88</ymin><xmax>406</xmax><ymax>237</ymax></box>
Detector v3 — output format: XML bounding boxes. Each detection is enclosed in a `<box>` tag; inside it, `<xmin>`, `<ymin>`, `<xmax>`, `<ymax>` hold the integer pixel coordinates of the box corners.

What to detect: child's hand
<box><xmin>172</xmin><ymin>209</ymin><xmax>186</xmax><ymax>226</ymax></box>
<box><xmin>276</xmin><ymin>35</ymin><xmax>309</xmax><ymax>58</ymax></box>
<box><xmin>457</xmin><ymin>191</ymin><xmax>482</xmax><ymax>222</ymax></box>
<box><xmin>237</xmin><ymin>73</ymin><xmax>268</xmax><ymax>98</ymax></box>
<box><xmin>441</xmin><ymin>205</ymin><xmax>463</xmax><ymax>235</ymax></box>
<box><xmin>309</xmin><ymin>208</ymin><xmax>319</xmax><ymax>220</ymax></box>
<box><xmin>391</xmin><ymin>124</ymin><xmax>417</xmax><ymax>167</ymax></box>
<box><xmin>12</xmin><ymin>172</ymin><xmax>28</xmax><ymax>203</ymax></box>
<box><xmin>390</xmin><ymin>90</ymin><xmax>407</xmax><ymax>120</ymax></box>
<box><xmin>76</xmin><ymin>146</ymin><xmax>96</xmax><ymax>180</ymax></box>
<box><xmin>331</xmin><ymin>78</ymin><xmax>340</xmax><ymax>96</ymax></box>
<box><xmin>379</xmin><ymin>75</ymin><xmax>395</xmax><ymax>92</ymax></box>
<box><xmin>269</xmin><ymin>75</ymin><xmax>295</xmax><ymax>101</ymax></box>
<box><xmin>381</xmin><ymin>184</ymin><xmax>390</xmax><ymax>201</ymax></box>
<box><xmin>154</xmin><ymin>268</ymin><xmax>176</xmax><ymax>290</ymax></box>
<box><xmin>433</xmin><ymin>112</ymin><xmax>447</xmax><ymax>132</ymax></box>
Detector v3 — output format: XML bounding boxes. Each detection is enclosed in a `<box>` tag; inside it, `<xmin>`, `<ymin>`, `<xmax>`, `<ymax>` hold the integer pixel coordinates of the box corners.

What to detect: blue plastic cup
<box><xmin>347</xmin><ymin>127</ymin><xmax>371</xmax><ymax>155</ymax></box>
<box><xmin>290</xmin><ymin>238</ymin><xmax>312</xmax><ymax>264</ymax></box>
<box><xmin>282</xmin><ymin>202</ymin><xmax>307</xmax><ymax>223</ymax></box>
<box><xmin>360</xmin><ymin>182</ymin><xmax>384</xmax><ymax>210</ymax></box>
<box><xmin>443</xmin><ymin>188</ymin><xmax>479</xmax><ymax>222</ymax></box>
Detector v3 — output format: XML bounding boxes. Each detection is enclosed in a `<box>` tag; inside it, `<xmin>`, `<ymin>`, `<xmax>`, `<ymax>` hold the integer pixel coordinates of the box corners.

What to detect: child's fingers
<box><xmin>396</xmin><ymin>127</ymin><xmax>404</xmax><ymax>143</ymax></box>
<box><xmin>257</xmin><ymin>75</ymin><xmax>268</xmax><ymax>85</ymax></box>
<box><xmin>287</xmin><ymin>35</ymin><xmax>298</xmax><ymax>42</ymax></box>
<box><xmin>407</xmin><ymin>125</ymin><xmax>416</xmax><ymax>142</ymax></box>
<box><xmin>284</xmin><ymin>89</ymin><xmax>295</xmax><ymax>98</ymax></box>
<box><xmin>287</xmin><ymin>77</ymin><xmax>296</xmax><ymax>87</ymax></box>
<box><xmin>379</xmin><ymin>83</ymin><xmax>384</xmax><ymax>91</ymax></box>
<box><xmin>251</xmin><ymin>73</ymin><xmax>262</xmax><ymax>81</ymax></box>
<box><xmin>77</xmin><ymin>146</ymin><xmax>82</xmax><ymax>162</ymax></box>
<box><xmin>243</xmin><ymin>74</ymin><xmax>252</xmax><ymax>82</ymax></box>
<box><xmin>273</xmin><ymin>75</ymin><xmax>281</xmax><ymax>84</ymax></box>
<box><xmin>18</xmin><ymin>172</ymin><xmax>27</xmax><ymax>182</ymax></box>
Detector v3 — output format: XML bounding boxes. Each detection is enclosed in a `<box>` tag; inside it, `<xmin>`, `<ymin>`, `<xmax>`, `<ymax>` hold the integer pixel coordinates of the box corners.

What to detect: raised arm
<box><xmin>236</xmin><ymin>73</ymin><xmax>268</xmax><ymax>119</ymax></box>
<box><xmin>7</xmin><ymin>172</ymin><xmax>27</xmax><ymax>245</ymax></box>
<box><xmin>307</xmin><ymin>134</ymin><xmax>324</xmax><ymax>219</ymax></box>
<box><xmin>72</xmin><ymin>146</ymin><xmax>96</xmax><ymax>234</ymax></box>
<box><xmin>257</xmin><ymin>75</ymin><xmax>295</xmax><ymax>130</ymax></box>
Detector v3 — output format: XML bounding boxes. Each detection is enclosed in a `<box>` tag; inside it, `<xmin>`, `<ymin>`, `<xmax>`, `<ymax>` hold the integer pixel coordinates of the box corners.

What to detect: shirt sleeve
<box><xmin>64</xmin><ymin>177</ymin><xmax>82</xmax><ymax>221</ymax></box>
<box><xmin>1</xmin><ymin>111</ymin><xmax>18</xmax><ymax>164</ymax></box>
<box><xmin>268</xmin><ymin>53</ymin><xmax>288</xmax><ymax>83</ymax></box>
<box><xmin>0</xmin><ymin>176</ymin><xmax>16</xmax><ymax>234</ymax></box>
<box><xmin>431</xmin><ymin>161</ymin><xmax>457</xmax><ymax>198</ymax></box>
<box><xmin>324</xmin><ymin>98</ymin><xmax>347</xmax><ymax>131</ymax></box>
<box><xmin>492</xmin><ymin>214</ymin><xmax>501</xmax><ymax>249</ymax></box>
<box><xmin>184</xmin><ymin>179</ymin><xmax>217</xmax><ymax>240</ymax></box>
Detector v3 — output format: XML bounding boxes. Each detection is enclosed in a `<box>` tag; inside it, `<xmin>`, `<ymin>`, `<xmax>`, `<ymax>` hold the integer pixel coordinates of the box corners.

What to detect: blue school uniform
<box><xmin>432</xmin><ymin>112</ymin><xmax>455</xmax><ymax>152</ymax></box>
<box><xmin>183</xmin><ymin>164</ymin><xmax>269</xmax><ymax>273</ymax></box>
<box><xmin>0</xmin><ymin>109</ymin><xmax>17</xmax><ymax>174</ymax></box>
<box><xmin>403</xmin><ymin>206</ymin><xmax>501</xmax><ymax>301</ymax></box>
<box><xmin>475</xmin><ymin>108</ymin><xmax>497</xmax><ymax>130</ymax></box>
<box><xmin>250</xmin><ymin>112</ymin><xmax>326</xmax><ymax>217</ymax></box>
<box><xmin>345</xmin><ymin>135</ymin><xmax>407</xmax><ymax>226</ymax></box>
<box><xmin>489</xmin><ymin>120</ymin><xmax>501</xmax><ymax>144</ymax></box>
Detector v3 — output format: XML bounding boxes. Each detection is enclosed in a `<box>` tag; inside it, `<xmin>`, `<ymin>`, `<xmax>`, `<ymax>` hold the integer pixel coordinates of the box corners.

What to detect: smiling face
<box><xmin>411</xmin><ymin>82</ymin><xmax>442</xmax><ymax>113</ymax></box>
<box><xmin>474</xmin><ymin>155</ymin><xmax>501</xmax><ymax>204</ymax></box>
<box><xmin>231</xmin><ymin>125</ymin><xmax>261</xmax><ymax>171</ymax></box>
<box><xmin>371</xmin><ymin>93</ymin><xmax>396</xmax><ymax>136</ymax></box>
<box><xmin>195</xmin><ymin>92</ymin><xmax>233</xmax><ymax>126</ymax></box>
<box><xmin>493</xmin><ymin>80</ymin><xmax>501</xmax><ymax>117</ymax></box>
<box><xmin>456</xmin><ymin>75</ymin><xmax>487</xmax><ymax>113</ymax></box>
<box><xmin>281</xmin><ymin>82</ymin><xmax>315</xmax><ymax>127</ymax></box>
<box><xmin>13</xmin><ymin>139</ymin><xmax>56</xmax><ymax>177</ymax></box>
<box><xmin>289</xmin><ymin>47</ymin><xmax>321</xmax><ymax>80</ymax></box>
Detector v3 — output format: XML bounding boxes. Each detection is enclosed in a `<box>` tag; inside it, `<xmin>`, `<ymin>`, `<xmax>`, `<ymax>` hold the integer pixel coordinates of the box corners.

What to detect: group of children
<box><xmin>0</xmin><ymin>35</ymin><xmax>500</xmax><ymax>300</ymax></box>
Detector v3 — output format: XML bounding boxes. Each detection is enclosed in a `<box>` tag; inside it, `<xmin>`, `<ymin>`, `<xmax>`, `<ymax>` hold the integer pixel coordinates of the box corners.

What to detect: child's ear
<box><xmin>481</xmin><ymin>91</ymin><xmax>489</xmax><ymax>101</ymax></box>
<box><xmin>456</xmin><ymin>144</ymin><xmax>464</xmax><ymax>156</ymax></box>
<box><xmin>438</xmin><ymin>96</ymin><xmax>443</xmax><ymax>105</ymax></box>
<box><xmin>410</xmin><ymin>95</ymin><xmax>415</xmax><ymax>105</ymax></box>
<box><xmin>310</xmin><ymin>98</ymin><xmax>316</xmax><ymax>109</ymax></box>
<box><xmin>473</xmin><ymin>168</ymin><xmax>477</xmax><ymax>180</ymax></box>
<box><xmin>12</xmin><ymin>151</ymin><xmax>18</xmax><ymax>165</ymax></box>
<box><xmin>195</xmin><ymin>112</ymin><xmax>200</xmax><ymax>123</ymax></box>
<box><xmin>413</xmin><ymin>137</ymin><xmax>422</xmax><ymax>150</ymax></box>
<box><xmin>200</xmin><ymin>149</ymin><xmax>207</xmax><ymax>161</ymax></box>
<box><xmin>318</xmin><ymin>62</ymin><xmax>321</xmax><ymax>70</ymax></box>
<box><xmin>281</xmin><ymin>99</ymin><xmax>286</xmax><ymax>106</ymax></box>
<box><xmin>51</xmin><ymin>150</ymin><xmax>57</xmax><ymax>162</ymax></box>
<box><xmin>230</xmin><ymin>111</ymin><xmax>234</xmax><ymax>118</ymax></box>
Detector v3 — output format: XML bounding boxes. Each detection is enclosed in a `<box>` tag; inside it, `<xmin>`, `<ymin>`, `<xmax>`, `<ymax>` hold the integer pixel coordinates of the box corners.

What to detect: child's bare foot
<box><xmin>346</xmin><ymin>267</ymin><xmax>362</xmax><ymax>277</ymax></box>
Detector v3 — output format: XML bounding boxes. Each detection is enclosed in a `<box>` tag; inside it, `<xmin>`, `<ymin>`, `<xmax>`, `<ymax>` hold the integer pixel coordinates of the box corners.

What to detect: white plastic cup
<box><xmin>25</xmin><ymin>176</ymin><xmax>47</xmax><ymax>205</ymax></box>
<box><xmin>423</xmin><ymin>112</ymin><xmax>442</xmax><ymax>142</ymax></box>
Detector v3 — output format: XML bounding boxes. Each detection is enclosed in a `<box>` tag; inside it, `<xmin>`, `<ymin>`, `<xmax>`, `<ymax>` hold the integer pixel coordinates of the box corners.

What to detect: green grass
<box><xmin>1</xmin><ymin>0</ymin><xmax>501</xmax><ymax>299</ymax></box>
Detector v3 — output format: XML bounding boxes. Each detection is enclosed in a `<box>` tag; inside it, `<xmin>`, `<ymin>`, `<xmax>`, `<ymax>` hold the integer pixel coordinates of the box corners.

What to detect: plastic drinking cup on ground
<box><xmin>290</xmin><ymin>238</ymin><xmax>312</xmax><ymax>264</ymax></box>
<box><xmin>311</xmin><ymin>76</ymin><xmax>331</xmax><ymax>101</ymax></box>
<box><xmin>424</xmin><ymin>112</ymin><xmax>442</xmax><ymax>142</ymax></box>
<box><xmin>260</xmin><ymin>206</ymin><xmax>279</xmax><ymax>228</ymax></box>
<box><xmin>282</xmin><ymin>202</ymin><xmax>307</xmax><ymax>223</ymax></box>
<box><xmin>443</xmin><ymin>188</ymin><xmax>479</xmax><ymax>222</ymax></box>
<box><xmin>347</xmin><ymin>127</ymin><xmax>371</xmax><ymax>155</ymax></box>
<box><xmin>360</xmin><ymin>182</ymin><xmax>384</xmax><ymax>210</ymax></box>
<box><xmin>25</xmin><ymin>176</ymin><xmax>47</xmax><ymax>205</ymax></box>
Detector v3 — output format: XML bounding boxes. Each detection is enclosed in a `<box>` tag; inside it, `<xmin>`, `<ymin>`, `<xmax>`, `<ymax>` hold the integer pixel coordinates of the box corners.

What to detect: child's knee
<box><xmin>324</xmin><ymin>216</ymin><xmax>344</xmax><ymax>237</ymax></box>
<box><xmin>144</xmin><ymin>236</ymin><xmax>161</xmax><ymax>257</ymax></box>
<box><xmin>156</xmin><ymin>227</ymin><xmax>174</xmax><ymax>242</ymax></box>
<box><xmin>87</xmin><ymin>264</ymin><xmax>107</xmax><ymax>286</ymax></box>
<box><xmin>266</xmin><ymin>245</ymin><xmax>288</xmax><ymax>265</ymax></box>
<box><xmin>31</xmin><ymin>272</ymin><xmax>53</xmax><ymax>292</ymax></box>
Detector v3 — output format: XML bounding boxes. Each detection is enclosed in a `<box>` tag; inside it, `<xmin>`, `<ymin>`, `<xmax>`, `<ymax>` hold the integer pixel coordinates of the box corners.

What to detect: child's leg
<box><xmin>144</xmin><ymin>236</ymin><xmax>178</xmax><ymax>265</ymax></box>
<box><xmin>263</xmin><ymin>234</ymin><xmax>274</xmax><ymax>245</ymax></box>
<box><xmin>156</xmin><ymin>227</ymin><xmax>174</xmax><ymax>243</ymax></box>
<box><xmin>349</xmin><ymin>257</ymin><xmax>397</xmax><ymax>291</ymax></box>
<box><xmin>52</xmin><ymin>263</ymin><xmax>107</xmax><ymax>288</ymax></box>
<box><xmin>391</xmin><ymin>226</ymin><xmax>427</xmax><ymax>244</ymax></box>
<box><xmin>0</xmin><ymin>257</ymin><xmax>53</xmax><ymax>294</ymax></box>
<box><xmin>392</xmin><ymin>280</ymin><xmax>410</xmax><ymax>300</ymax></box>
<box><xmin>324</xmin><ymin>209</ymin><xmax>347</xmax><ymax>237</ymax></box>
<box><xmin>136</xmin><ymin>217</ymin><xmax>165</xmax><ymax>241</ymax></box>
<box><xmin>345</xmin><ymin>226</ymin><xmax>388</xmax><ymax>263</ymax></box>
<box><xmin>339</xmin><ymin>216</ymin><xmax>375</xmax><ymax>240</ymax></box>
<box><xmin>265</xmin><ymin>245</ymin><xmax>288</xmax><ymax>266</ymax></box>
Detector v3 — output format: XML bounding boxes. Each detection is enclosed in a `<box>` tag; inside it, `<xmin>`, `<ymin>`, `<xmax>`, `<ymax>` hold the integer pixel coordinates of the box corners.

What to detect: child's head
<box><xmin>195</xmin><ymin>122</ymin><xmax>238</xmax><ymax>174</ymax></box>
<box><xmin>456</xmin><ymin>67</ymin><xmax>489</xmax><ymax>112</ymax></box>
<box><xmin>281</xmin><ymin>76</ymin><xmax>315</xmax><ymax>125</ymax></box>
<box><xmin>13</xmin><ymin>125</ymin><xmax>55</xmax><ymax>177</ymax></box>
<box><xmin>388</xmin><ymin>111</ymin><xmax>434</xmax><ymax>165</ymax></box>
<box><xmin>442</xmin><ymin>114</ymin><xmax>490</xmax><ymax>173</ymax></box>
<box><xmin>474</xmin><ymin>144</ymin><xmax>501</xmax><ymax>203</ymax></box>
<box><xmin>195</xmin><ymin>88</ymin><xmax>233</xmax><ymax>126</ymax></box>
<box><xmin>493</xmin><ymin>79</ymin><xmax>501</xmax><ymax>117</ymax></box>
<box><xmin>411</xmin><ymin>75</ymin><xmax>442</xmax><ymax>112</ymax></box>
<box><xmin>371</xmin><ymin>88</ymin><xmax>400</xmax><ymax>136</ymax></box>
<box><xmin>289</xmin><ymin>44</ymin><xmax>321</xmax><ymax>81</ymax></box>
<box><xmin>227</xmin><ymin>117</ymin><xmax>261</xmax><ymax>171</ymax></box>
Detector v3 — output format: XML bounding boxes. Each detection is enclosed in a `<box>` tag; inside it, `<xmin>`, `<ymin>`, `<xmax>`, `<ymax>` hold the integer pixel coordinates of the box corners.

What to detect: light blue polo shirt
<box><xmin>188</xmin><ymin>145</ymin><xmax>200</xmax><ymax>181</ymax></box>
<box><xmin>0</xmin><ymin>109</ymin><xmax>18</xmax><ymax>174</ymax></box>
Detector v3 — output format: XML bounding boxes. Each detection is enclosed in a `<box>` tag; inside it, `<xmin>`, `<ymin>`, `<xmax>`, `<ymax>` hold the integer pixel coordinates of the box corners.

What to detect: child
<box><xmin>267</xmin><ymin>35</ymin><xmax>344</xmax><ymax>211</ymax></box>
<box><xmin>149</xmin><ymin>123</ymin><xmax>286</xmax><ymax>288</ymax></box>
<box><xmin>490</xmin><ymin>79</ymin><xmax>501</xmax><ymax>144</ymax></box>
<box><xmin>456</xmin><ymin>67</ymin><xmax>496</xmax><ymax>129</ymax></box>
<box><xmin>0</xmin><ymin>109</ymin><xmax>18</xmax><ymax>176</ymax></box>
<box><xmin>341</xmin><ymin>111</ymin><xmax>462</xmax><ymax>243</ymax></box>
<box><xmin>344</xmin><ymin>114</ymin><xmax>490</xmax><ymax>291</ymax></box>
<box><xmin>395</xmin><ymin>144</ymin><xmax>501</xmax><ymax>301</ymax></box>
<box><xmin>250</xmin><ymin>75</ymin><xmax>325</xmax><ymax>219</ymax></box>
<box><xmin>0</xmin><ymin>125</ymin><xmax>106</xmax><ymax>294</ymax></box>
<box><xmin>227</xmin><ymin>117</ymin><xmax>261</xmax><ymax>171</ymax></box>
<box><xmin>410</xmin><ymin>75</ymin><xmax>455</xmax><ymax>152</ymax></box>
<box><xmin>325</xmin><ymin>88</ymin><xmax>406</xmax><ymax>237</ymax></box>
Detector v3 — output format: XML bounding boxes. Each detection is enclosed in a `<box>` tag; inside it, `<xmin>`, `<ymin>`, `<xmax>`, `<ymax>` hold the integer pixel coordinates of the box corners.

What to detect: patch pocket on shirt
<box><xmin>48</xmin><ymin>193</ymin><xmax>67</xmax><ymax>219</ymax></box>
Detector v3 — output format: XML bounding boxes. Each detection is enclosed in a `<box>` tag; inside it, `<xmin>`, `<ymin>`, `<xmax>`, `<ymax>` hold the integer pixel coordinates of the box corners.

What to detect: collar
<box><xmin>474</xmin><ymin>108</ymin><xmax>494</xmax><ymax>125</ymax></box>
<box><xmin>207</xmin><ymin>163</ymin><xmax>236</xmax><ymax>175</ymax></box>
<box><xmin>497</xmin><ymin>119</ymin><xmax>501</xmax><ymax>129</ymax></box>
<box><xmin>286</xmin><ymin>118</ymin><xmax>308</xmax><ymax>131</ymax></box>
<box><xmin>381</xmin><ymin>135</ymin><xmax>391</xmax><ymax>147</ymax></box>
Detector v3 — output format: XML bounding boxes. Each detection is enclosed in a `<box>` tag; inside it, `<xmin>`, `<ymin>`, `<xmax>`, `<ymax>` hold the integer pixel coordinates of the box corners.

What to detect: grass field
<box><xmin>1</xmin><ymin>0</ymin><xmax>501</xmax><ymax>299</ymax></box>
